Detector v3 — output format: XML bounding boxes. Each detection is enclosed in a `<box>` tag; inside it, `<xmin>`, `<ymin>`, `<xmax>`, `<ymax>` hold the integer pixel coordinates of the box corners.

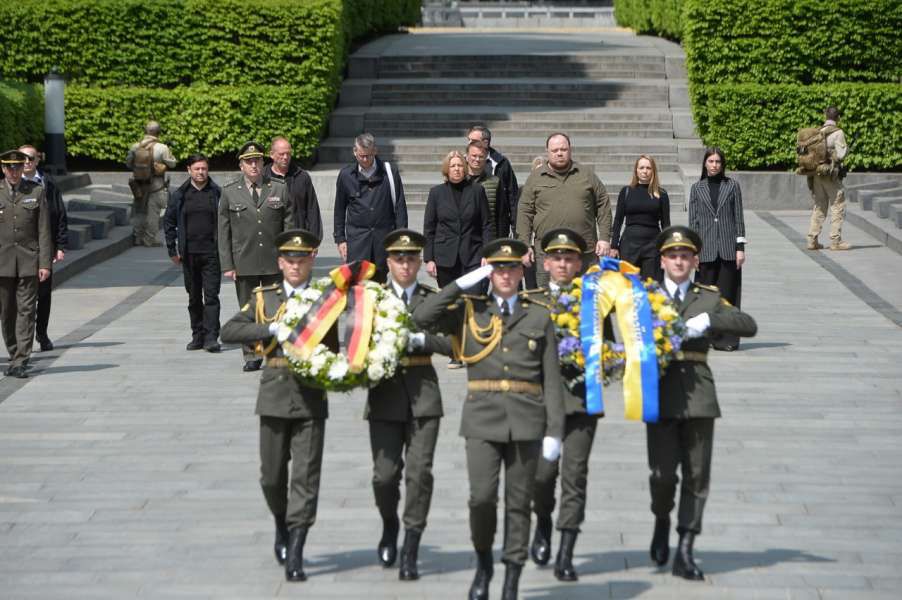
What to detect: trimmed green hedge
<box><xmin>0</xmin><ymin>81</ymin><xmax>43</xmax><ymax>153</ymax></box>
<box><xmin>691</xmin><ymin>83</ymin><xmax>902</xmax><ymax>171</ymax></box>
<box><xmin>613</xmin><ymin>0</ymin><xmax>684</xmax><ymax>40</ymax></box>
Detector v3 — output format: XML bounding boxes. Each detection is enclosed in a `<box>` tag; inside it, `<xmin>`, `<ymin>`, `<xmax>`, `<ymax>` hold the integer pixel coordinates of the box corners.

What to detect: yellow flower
<box><xmin>654</xmin><ymin>328</ymin><xmax>663</xmax><ymax>341</ymax></box>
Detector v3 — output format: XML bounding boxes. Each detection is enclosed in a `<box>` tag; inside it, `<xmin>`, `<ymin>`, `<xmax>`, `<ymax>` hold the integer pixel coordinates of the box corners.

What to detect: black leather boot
<box><xmin>377</xmin><ymin>515</ymin><xmax>400</xmax><ymax>567</ymax></box>
<box><xmin>398</xmin><ymin>529</ymin><xmax>421</xmax><ymax>581</ymax></box>
<box><xmin>500</xmin><ymin>561</ymin><xmax>522</xmax><ymax>600</ymax></box>
<box><xmin>468</xmin><ymin>550</ymin><xmax>494</xmax><ymax>600</ymax></box>
<box><xmin>285</xmin><ymin>527</ymin><xmax>308</xmax><ymax>582</ymax></box>
<box><xmin>529</xmin><ymin>515</ymin><xmax>552</xmax><ymax>565</ymax></box>
<box><xmin>671</xmin><ymin>530</ymin><xmax>704</xmax><ymax>581</ymax></box>
<box><xmin>273</xmin><ymin>514</ymin><xmax>289</xmax><ymax>565</ymax></box>
<box><xmin>650</xmin><ymin>516</ymin><xmax>670</xmax><ymax>566</ymax></box>
<box><xmin>553</xmin><ymin>529</ymin><xmax>578</xmax><ymax>582</ymax></box>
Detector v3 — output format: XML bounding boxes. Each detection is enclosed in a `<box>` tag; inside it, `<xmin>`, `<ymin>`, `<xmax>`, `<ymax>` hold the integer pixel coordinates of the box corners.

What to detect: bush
<box><xmin>614</xmin><ymin>0</ymin><xmax>684</xmax><ymax>40</ymax></box>
<box><xmin>691</xmin><ymin>83</ymin><xmax>902</xmax><ymax>171</ymax></box>
<box><xmin>0</xmin><ymin>81</ymin><xmax>43</xmax><ymax>152</ymax></box>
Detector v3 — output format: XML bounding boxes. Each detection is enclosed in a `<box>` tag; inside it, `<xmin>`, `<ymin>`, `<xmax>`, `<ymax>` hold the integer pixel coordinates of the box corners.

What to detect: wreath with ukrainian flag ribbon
<box><xmin>274</xmin><ymin>261</ymin><xmax>412</xmax><ymax>391</ymax></box>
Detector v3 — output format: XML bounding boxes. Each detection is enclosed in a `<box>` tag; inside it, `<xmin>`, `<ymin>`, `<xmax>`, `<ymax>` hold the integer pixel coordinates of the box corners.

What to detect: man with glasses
<box><xmin>334</xmin><ymin>133</ymin><xmax>407</xmax><ymax>283</ymax></box>
<box><xmin>466</xmin><ymin>141</ymin><xmax>510</xmax><ymax>239</ymax></box>
<box><xmin>0</xmin><ymin>150</ymin><xmax>52</xmax><ymax>378</ymax></box>
<box><xmin>18</xmin><ymin>146</ymin><xmax>67</xmax><ymax>352</ymax></box>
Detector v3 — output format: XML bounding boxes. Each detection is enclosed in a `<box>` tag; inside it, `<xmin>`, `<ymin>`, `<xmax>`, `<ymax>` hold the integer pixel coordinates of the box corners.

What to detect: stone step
<box><xmin>89</xmin><ymin>187</ymin><xmax>133</xmax><ymax>206</ymax></box>
<box><xmin>67</xmin><ymin>210</ymin><xmax>115</xmax><ymax>240</ymax></box>
<box><xmin>67</xmin><ymin>199</ymin><xmax>131</xmax><ymax>226</ymax></box>
<box><xmin>890</xmin><ymin>204</ymin><xmax>902</xmax><ymax>228</ymax></box>
<box><xmin>875</xmin><ymin>196</ymin><xmax>902</xmax><ymax>219</ymax></box>
<box><xmin>845</xmin><ymin>180</ymin><xmax>901</xmax><ymax>203</ymax></box>
<box><xmin>357</xmin><ymin>123</ymin><xmax>673</xmax><ymax>138</ymax></box>
<box><xmin>65</xmin><ymin>223</ymin><xmax>92</xmax><ymax>251</ymax></box>
<box><xmin>860</xmin><ymin>188</ymin><xmax>902</xmax><ymax>212</ymax></box>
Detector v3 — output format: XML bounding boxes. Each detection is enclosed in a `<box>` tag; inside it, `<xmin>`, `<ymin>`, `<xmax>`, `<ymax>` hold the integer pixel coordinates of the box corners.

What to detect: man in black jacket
<box><xmin>20</xmin><ymin>145</ymin><xmax>67</xmax><ymax>352</ymax></box>
<box><xmin>163</xmin><ymin>154</ymin><xmax>222</xmax><ymax>352</ymax></box>
<box><xmin>263</xmin><ymin>137</ymin><xmax>323</xmax><ymax>240</ymax></box>
<box><xmin>334</xmin><ymin>133</ymin><xmax>407</xmax><ymax>283</ymax></box>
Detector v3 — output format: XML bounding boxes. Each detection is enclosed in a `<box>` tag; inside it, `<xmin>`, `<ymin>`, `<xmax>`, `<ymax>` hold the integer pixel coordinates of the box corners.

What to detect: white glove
<box><xmin>454</xmin><ymin>264</ymin><xmax>493</xmax><ymax>290</ymax></box>
<box><xmin>406</xmin><ymin>332</ymin><xmax>426</xmax><ymax>352</ymax></box>
<box><xmin>542</xmin><ymin>436</ymin><xmax>562</xmax><ymax>461</ymax></box>
<box><xmin>684</xmin><ymin>313</ymin><xmax>711</xmax><ymax>339</ymax></box>
<box><xmin>268</xmin><ymin>322</ymin><xmax>279</xmax><ymax>336</ymax></box>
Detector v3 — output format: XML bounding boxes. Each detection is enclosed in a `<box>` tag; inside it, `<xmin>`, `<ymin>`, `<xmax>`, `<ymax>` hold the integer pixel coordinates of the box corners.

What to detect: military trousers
<box><xmin>807</xmin><ymin>174</ymin><xmax>845</xmax><ymax>242</ymax></box>
<box><xmin>533</xmin><ymin>413</ymin><xmax>599</xmax><ymax>531</ymax></box>
<box><xmin>0</xmin><ymin>275</ymin><xmax>38</xmax><ymax>368</ymax></box>
<box><xmin>259</xmin><ymin>415</ymin><xmax>325</xmax><ymax>530</ymax></box>
<box><xmin>132</xmin><ymin>187</ymin><xmax>168</xmax><ymax>246</ymax></box>
<box><xmin>466</xmin><ymin>438</ymin><xmax>541</xmax><ymax>565</ymax></box>
<box><xmin>646</xmin><ymin>417</ymin><xmax>715</xmax><ymax>535</ymax></box>
<box><xmin>369</xmin><ymin>417</ymin><xmax>440</xmax><ymax>532</ymax></box>
<box><xmin>235</xmin><ymin>273</ymin><xmax>281</xmax><ymax>361</ymax></box>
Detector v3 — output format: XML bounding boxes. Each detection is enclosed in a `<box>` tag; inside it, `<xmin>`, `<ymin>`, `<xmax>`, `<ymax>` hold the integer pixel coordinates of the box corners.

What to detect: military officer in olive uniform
<box><xmin>218</xmin><ymin>142</ymin><xmax>293</xmax><ymax>372</ymax></box>
<box><xmin>648</xmin><ymin>225</ymin><xmax>757</xmax><ymax>581</ymax></box>
<box><xmin>366</xmin><ymin>228</ymin><xmax>453</xmax><ymax>581</ymax></box>
<box><xmin>0</xmin><ymin>150</ymin><xmax>52</xmax><ymax>378</ymax></box>
<box><xmin>413</xmin><ymin>239</ymin><xmax>565</xmax><ymax>600</ymax></box>
<box><xmin>522</xmin><ymin>228</ymin><xmax>600</xmax><ymax>582</ymax></box>
<box><xmin>221</xmin><ymin>229</ymin><xmax>338</xmax><ymax>582</ymax></box>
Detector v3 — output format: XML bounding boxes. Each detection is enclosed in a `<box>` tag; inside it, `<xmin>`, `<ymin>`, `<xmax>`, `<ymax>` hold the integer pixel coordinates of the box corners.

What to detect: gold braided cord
<box><xmin>254</xmin><ymin>291</ymin><xmax>287</xmax><ymax>356</ymax></box>
<box><xmin>452</xmin><ymin>299</ymin><xmax>502</xmax><ymax>364</ymax></box>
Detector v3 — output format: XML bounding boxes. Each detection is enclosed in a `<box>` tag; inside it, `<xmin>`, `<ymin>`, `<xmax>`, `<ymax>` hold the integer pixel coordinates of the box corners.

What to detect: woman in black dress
<box><xmin>611</xmin><ymin>154</ymin><xmax>671</xmax><ymax>279</ymax></box>
<box><xmin>687</xmin><ymin>147</ymin><xmax>747</xmax><ymax>351</ymax></box>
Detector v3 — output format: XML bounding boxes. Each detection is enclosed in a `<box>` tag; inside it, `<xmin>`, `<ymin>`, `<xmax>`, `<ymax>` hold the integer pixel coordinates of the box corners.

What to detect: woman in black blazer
<box><xmin>688</xmin><ymin>147</ymin><xmax>747</xmax><ymax>351</ymax></box>
<box><xmin>423</xmin><ymin>150</ymin><xmax>492</xmax><ymax>287</ymax></box>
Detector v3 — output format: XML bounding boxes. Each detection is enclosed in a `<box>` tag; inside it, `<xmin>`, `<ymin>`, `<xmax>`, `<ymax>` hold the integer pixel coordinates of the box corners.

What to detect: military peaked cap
<box><xmin>541</xmin><ymin>228</ymin><xmax>587</xmax><ymax>254</ymax></box>
<box><xmin>384</xmin><ymin>228</ymin><xmax>426</xmax><ymax>255</ymax></box>
<box><xmin>0</xmin><ymin>149</ymin><xmax>28</xmax><ymax>165</ymax></box>
<box><xmin>275</xmin><ymin>229</ymin><xmax>320</xmax><ymax>257</ymax></box>
<box><xmin>482</xmin><ymin>238</ymin><xmax>528</xmax><ymax>265</ymax></box>
<box><xmin>656</xmin><ymin>225</ymin><xmax>702</xmax><ymax>254</ymax></box>
<box><xmin>237</xmin><ymin>141</ymin><xmax>265</xmax><ymax>161</ymax></box>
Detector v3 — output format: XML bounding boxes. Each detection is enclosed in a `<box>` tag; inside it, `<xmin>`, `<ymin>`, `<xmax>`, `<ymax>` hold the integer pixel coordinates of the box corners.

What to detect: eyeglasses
<box><xmin>23</xmin><ymin>156</ymin><xmax>36</xmax><ymax>162</ymax></box>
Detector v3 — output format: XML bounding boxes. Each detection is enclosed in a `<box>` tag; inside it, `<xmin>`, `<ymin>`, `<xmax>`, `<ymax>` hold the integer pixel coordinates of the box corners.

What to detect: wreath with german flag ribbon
<box><xmin>275</xmin><ymin>261</ymin><xmax>412</xmax><ymax>391</ymax></box>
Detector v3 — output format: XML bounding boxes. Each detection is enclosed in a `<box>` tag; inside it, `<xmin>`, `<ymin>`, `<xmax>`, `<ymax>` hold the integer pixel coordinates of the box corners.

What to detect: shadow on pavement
<box><xmin>737</xmin><ymin>341</ymin><xmax>792</xmax><ymax>351</ymax></box>
<box><xmin>576</xmin><ymin>548</ymin><xmax>832</xmax><ymax>577</ymax></box>
<box><xmin>526</xmin><ymin>581</ymin><xmax>652</xmax><ymax>599</ymax></box>
<box><xmin>54</xmin><ymin>341</ymin><xmax>125</xmax><ymax>350</ymax></box>
<box><xmin>32</xmin><ymin>363</ymin><xmax>119</xmax><ymax>375</ymax></box>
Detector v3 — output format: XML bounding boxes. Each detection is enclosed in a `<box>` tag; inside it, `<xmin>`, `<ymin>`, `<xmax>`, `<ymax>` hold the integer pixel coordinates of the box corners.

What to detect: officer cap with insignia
<box><xmin>275</xmin><ymin>229</ymin><xmax>320</xmax><ymax>257</ymax></box>
<box><xmin>482</xmin><ymin>238</ymin><xmax>528</xmax><ymax>266</ymax></box>
<box><xmin>237</xmin><ymin>141</ymin><xmax>265</xmax><ymax>161</ymax></box>
<box><xmin>541</xmin><ymin>227</ymin><xmax>587</xmax><ymax>255</ymax></box>
<box><xmin>656</xmin><ymin>225</ymin><xmax>702</xmax><ymax>255</ymax></box>
<box><xmin>0</xmin><ymin>149</ymin><xmax>28</xmax><ymax>165</ymax></box>
<box><xmin>384</xmin><ymin>228</ymin><xmax>426</xmax><ymax>256</ymax></box>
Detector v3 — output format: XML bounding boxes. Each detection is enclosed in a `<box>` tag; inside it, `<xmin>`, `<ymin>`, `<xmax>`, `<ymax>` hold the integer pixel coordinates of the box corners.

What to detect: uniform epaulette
<box><xmin>460</xmin><ymin>293</ymin><xmax>487</xmax><ymax>301</ymax></box>
<box><xmin>418</xmin><ymin>283</ymin><xmax>439</xmax><ymax>293</ymax></box>
<box><xmin>692</xmin><ymin>283</ymin><xmax>720</xmax><ymax>293</ymax></box>
<box><xmin>252</xmin><ymin>283</ymin><xmax>281</xmax><ymax>293</ymax></box>
<box><xmin>519</xmin><ymin>287</ymin><xmax>548</xmax><ymax>295</ymax></box>
<box><xmin>223</xmin><ymin>176</ymin><xmax>243</xmax><ymax>188</ymax></box>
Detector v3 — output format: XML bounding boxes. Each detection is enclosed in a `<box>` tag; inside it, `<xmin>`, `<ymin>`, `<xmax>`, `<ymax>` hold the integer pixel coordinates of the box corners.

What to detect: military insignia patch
<box><xmin>266</xmin><ymin>197</ymin><xmax>284</xmax><ymax>209</ymax></box>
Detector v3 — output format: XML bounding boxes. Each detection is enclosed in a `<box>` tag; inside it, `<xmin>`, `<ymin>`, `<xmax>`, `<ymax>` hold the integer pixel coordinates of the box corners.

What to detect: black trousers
<box><xmin>183</xmin><ymin>253</ymin><xmax>221</xmax><ymax>344</ymax></box>
<box><xmin>696</xmin><ymin>259</ymin><xmax>742</xmax><ymax>349</ymax></box>
<box><xmin>35</xmin><ymin>273</ymin><xmax>53</xmax><ymax>340</ymax></box>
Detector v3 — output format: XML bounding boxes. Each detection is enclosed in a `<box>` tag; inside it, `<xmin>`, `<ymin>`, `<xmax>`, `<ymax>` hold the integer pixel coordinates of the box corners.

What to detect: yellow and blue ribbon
<box><xmin>579</xmin><ymin>269</ymin><xmax>605</xmax><ymax>415</ymax></box>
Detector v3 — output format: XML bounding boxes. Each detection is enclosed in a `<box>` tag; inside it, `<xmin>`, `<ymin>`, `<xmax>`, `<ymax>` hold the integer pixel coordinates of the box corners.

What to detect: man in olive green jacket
<box><xmin>648</xmin><ymin>225</ymin><xmax>757</xmax><ymax>581</ymax></box>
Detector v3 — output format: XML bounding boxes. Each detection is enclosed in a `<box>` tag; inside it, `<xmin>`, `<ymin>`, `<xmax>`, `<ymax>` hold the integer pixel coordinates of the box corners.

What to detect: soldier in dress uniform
<box><xmin>221</xmin><ymin>229</ymin><xmax>338</xmax><ymax>582</ymax></box>
<box><xmin>218</xmin><ymin>141</ymin><xmax>293</xmax><ymax>372</ymax></box>
<box><xmin>366</xmin><ymin>228</ymin><xmax>453</xmax><ymax>581</ymax></box>
<box><xmin>0</xmin><ymin>149</ymin><xmax>52</xmax><ymax>378</ymax></box>
<box><xmin>647</xmin><ymin>225</ymin><xmax>757</xmax><ymax>580</ymax></box>
<box><xmin>523</xmin><ymin>228</ymin><xmax>600</xmax><ymax>582</ymax></box>
<box><xmin>413</xmin><ymin>239</ymin><xmax>565</xmax><ymax>600</ymax></box>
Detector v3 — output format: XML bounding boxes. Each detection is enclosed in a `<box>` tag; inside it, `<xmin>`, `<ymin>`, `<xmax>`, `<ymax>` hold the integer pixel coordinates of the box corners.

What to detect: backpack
<box><xmin>131</xmin><ymin>138</ymin><xmax>156</xmax><ymax>182</ymax></box>
<box><xmin>796</xmin><ymin>125</ymin><xmax>839</xmax><ymax>175</ymax></box>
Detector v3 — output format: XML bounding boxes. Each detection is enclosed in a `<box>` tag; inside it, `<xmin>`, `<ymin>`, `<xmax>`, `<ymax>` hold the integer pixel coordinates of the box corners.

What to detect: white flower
<box><xmin>309</xmin><ymin>350</ymin><xmax>328</xmax><ymax>374</ymax></box>
<box><xmin>327</xmin><ymin>358</ymin><xmax>349</xmax><ymax>380</ymax></box>
<box><xmin>367</xmin><ymin>362</ymin><xmax>385</xmax><ymax>381</ymax></box>
<box><xmin>276</xmin><ymin>324</ymin><xmax>292</xmax><ymax>342</ymax></box>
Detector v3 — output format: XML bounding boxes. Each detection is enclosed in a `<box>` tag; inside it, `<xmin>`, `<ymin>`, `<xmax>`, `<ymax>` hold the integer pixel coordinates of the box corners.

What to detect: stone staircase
<box><xmin>845</xmin><ymin>178</ymin><xmax>902</xmax><ymax>255</ymax></box>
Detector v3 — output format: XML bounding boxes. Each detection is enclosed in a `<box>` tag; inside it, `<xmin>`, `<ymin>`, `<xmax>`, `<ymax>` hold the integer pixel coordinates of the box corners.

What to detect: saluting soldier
<box><xmin>0</xmin><ymin>149</ymin><xmax>52</xmax><ymax>378</ymax></box>
<box><xmin>366</xmin><ymin>228</ymin><xmax>453</xmax><ymax>581</ymax></box>
<box><xmin>218</xmin><ymin>141</ymin><xmax>293</xmax><ymax>372</ymax></box>
<box><xmin>221</xmin><ymin>229</ymin><xmax>338</xmax><ymax>583</ymax></box>
<box><xmin>648</xmin><ymin>225</ymin><xmax>757</xmax><ymax>580</ymax></box>
<box><xmin>523</xmin><ymin>228</ymin><xmax>600</xmax><ymax>582</ymax></box>
<box><xmin>413</xmin><ymin>239</ymin><xmax>565</xmax><ymax>600</ymax></box>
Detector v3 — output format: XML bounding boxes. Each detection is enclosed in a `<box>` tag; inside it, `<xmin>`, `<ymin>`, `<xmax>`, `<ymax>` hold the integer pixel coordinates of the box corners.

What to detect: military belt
<box><xmin>265</xmin><ymin>357</ymin><xmax>290</xmax><ymax>368</ymax></box>
<box><xmin>468</xmin><ymin>379</ymin><xmax>542</xmax><ymax>395</ymax></box>
<box><xmin>399</xmin><ymin>355</ymin><xmax>433</xmax><ymax>367</ymax></box>
<box><xmin>672</xmin><ymin>351</ymin><xmax>707</xmax><ymax>363</ymax></box>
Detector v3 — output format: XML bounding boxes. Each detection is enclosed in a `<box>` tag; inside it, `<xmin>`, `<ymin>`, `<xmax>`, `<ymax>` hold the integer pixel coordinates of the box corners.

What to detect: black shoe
<box><xmin>36</xmin><ymin>335</ymin><xmax>54</xmax><ymax>352</ymax></box>
<box><xmin>186</xmin><ymin>339</ymin><xmax>204</xmax><ymax>351</ymax></box>
<box><xmin>672</xmin><ymin>530</ymin><xmax>704</xmax><ymax>581</ymax></box>
<box><xmin>553</xmin><ymin>529</ymin><xmax>578</xmax><ymax>582</ymax></box>
<box><xmin>398</xmin><ymin>528</ymin><xmax>421</xmax><ymax>581</ymax></box>
<box><xmin>4</xmin><ymin>366</ymin><xmax>13</xmax><ymax>377</ymax></box>
<box><xmin>650</xmin><ymin>517</ymin><xmax>670</xmax><ymax>566</ymax></box>
<box><xmin>501</xmin><ymin>561</ymin><xmax>522</xmax><ymax>600</ymax></box>
<box><xmin>447</xmin><ymin>359</ymin><xmax>464</xmax><ymax>369</ymax></box>
<box><xmin>530</xmin><ymin>515</ymin><xmax>552</xmax><ymax>565</ymax></box>
<box><xmin>285</xmin><ymin>527</ymin><xmax>308</xmax><ymax>582</ymax></box>
<box><xmin>468</xmin><ymin>550</ymin><xmax>493</xmax><ymax>600</ymax></box>
<box><xmin>243</xmin><ymin>359</ymin><xmax>262</xmax><ymax>372</ymax></box>
<box><xmin>204</xmin><ymin>342</ymin><xmax>221</xmax><ymax>353</ymax></box>
<box><xmin>7</xmin><ymin>365</ymin><xmax>27</xmax><ymax>379</ymax></box>
<box><xmin>274</xmin><ymin>515</ymin><xmax>289</xmax><ymax>565</ymax></box>
<box><xmin>377</xmin><ymin>515</ymin><xmax>400</xmax><ymax>567</ymax></box>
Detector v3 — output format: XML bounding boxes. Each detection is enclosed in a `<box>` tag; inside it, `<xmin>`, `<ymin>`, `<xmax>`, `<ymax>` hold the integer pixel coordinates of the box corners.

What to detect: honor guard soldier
<box><xmin>648</xmin><ymin>225</ymin><xmax>757</xmax><ymax>580</ymax></box>
<box><xmin>366</xmin><ymin>228</ymin><xmax>453</xmax><ymax>580</ymax></box>
<box><xmin>0</xmin><ymin>149</ymin><xmax>52</xmax><ymax>378</ymax></box>
<box><xmin>221</xmin><ymin>229</ymin><xmax>338</xmax><ymax>582</ymax></box>
<box><xmin>413</xmin><ymin>239</ymin><xmax>565</xmax><ymax>600</ymax></box>
<box><xmin>218</xmin><ymin>141</ymin><xmax>293</xmax><ymax>372</ymax></box>
<box><xmin>523</xmin><ymin>228</ymin><xmax>599</xmax><ymax>582</ymax></box>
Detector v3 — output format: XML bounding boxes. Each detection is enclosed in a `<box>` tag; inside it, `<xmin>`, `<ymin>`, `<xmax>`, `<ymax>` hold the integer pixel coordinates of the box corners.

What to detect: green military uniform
<box><xmin>217</xmin><ymin>142</ymin><xmax>293</xmax><ymax>366</ymax></box>
<box><xmin>413</xmin><ymin>238</ymin><xmax>564</xmax><ymax>599</ymax></box>
<box><xmin>0</xmin><ymin>150</ymin><xmax>52</xmax><ymax>377</ymax></box>
<box><xmin>220</xmin><ymin>229</ymin><xmax>337</xmax><ymax>582</ymax></box>
<box><xmin>366</xmin><ymin>229</ymin><xmax>454</xmax><ymax>580</ymax></box>
<box><xmin>647</xmin><ymin>225</ymin><xmax>757</xmax><ymax>581</ymax></box>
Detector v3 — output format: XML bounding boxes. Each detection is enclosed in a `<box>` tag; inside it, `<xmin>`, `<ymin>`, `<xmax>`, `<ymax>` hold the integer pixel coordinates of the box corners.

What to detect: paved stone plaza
<box><xmin>1</xmin><ymin>206</ymin><xmax>900</xmax><ymax>600</ymax></box>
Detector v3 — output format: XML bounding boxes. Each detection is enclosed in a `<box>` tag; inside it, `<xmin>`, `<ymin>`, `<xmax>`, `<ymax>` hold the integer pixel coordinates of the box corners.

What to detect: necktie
<box><xmin>402</xmin><ymin>290</ymin><xmax>409</xmax><ymax>306</ymax></box>
<box><xmin>673</xmin><ymin>287</ymin><xmax>682</xmax><ymax>306</ymax></box>
<box><xmin>500</xmin><ymin>301</ymin><xmax>511</xmax><ymax>323</ymax></box>
<box><xmin>251</xmin><ymin>183</ymin><xmax>259</xmax><ymax>204</ymax></box>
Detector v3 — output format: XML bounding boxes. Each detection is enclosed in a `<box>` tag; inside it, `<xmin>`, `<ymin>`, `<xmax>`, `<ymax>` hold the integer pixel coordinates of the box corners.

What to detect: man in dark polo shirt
<box><xmin>164</xmin><ymin>153</ymin><xmax>222</xmax><ymax>352</ymax></box>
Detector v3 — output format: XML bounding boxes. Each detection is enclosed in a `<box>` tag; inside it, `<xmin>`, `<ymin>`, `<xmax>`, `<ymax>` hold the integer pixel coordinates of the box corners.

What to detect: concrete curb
<box><xmin>52</xmin><ymin>227</ymin><xmax>136</xmax><ymax>288</ymax></box>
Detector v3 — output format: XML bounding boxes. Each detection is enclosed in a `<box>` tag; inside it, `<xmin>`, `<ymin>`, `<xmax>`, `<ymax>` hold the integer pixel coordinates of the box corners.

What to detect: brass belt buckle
<box><xmin>500</xmin><ymin>379</ymin><xmax>510</xmax><ymax>392</ymax></box>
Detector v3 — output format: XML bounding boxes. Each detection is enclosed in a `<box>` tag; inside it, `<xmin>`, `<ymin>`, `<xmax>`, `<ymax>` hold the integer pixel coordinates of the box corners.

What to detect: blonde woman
<box><xmin>611</xmin><ymin>154</ymin><xmax>671</xmax><ymax>278</ymax></box>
